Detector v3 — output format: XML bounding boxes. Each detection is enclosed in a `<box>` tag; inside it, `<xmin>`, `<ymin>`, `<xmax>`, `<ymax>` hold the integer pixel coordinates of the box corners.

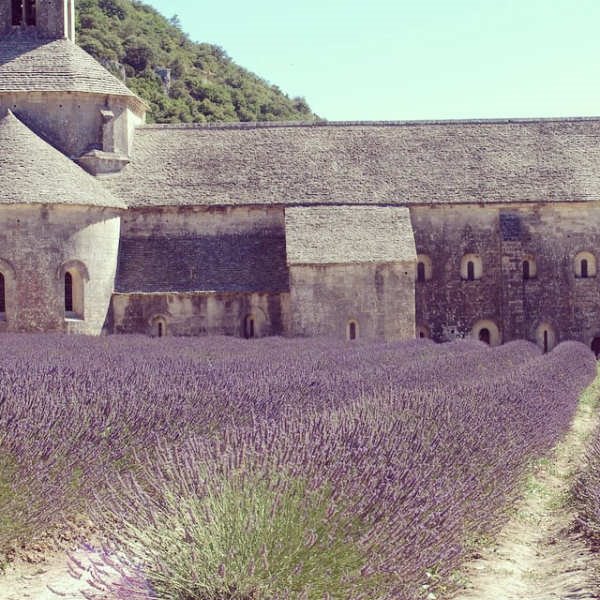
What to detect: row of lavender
<box><xmin>0</xmin><ymin>335</ymin><xmax>595</xmax><ymax>599</ymax></box>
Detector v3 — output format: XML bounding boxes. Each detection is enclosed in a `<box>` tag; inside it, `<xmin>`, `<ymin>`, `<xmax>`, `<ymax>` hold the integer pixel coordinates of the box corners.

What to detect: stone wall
<box><xmin>110</xmin><ymin>291</ymin><xmax>290</xmax><ymax>338</ymax></box>
<box><xmin>121</xmin><ymin>205</ymin><xmax>284</xmax><ymax>238</ymax></box>
<box><xmin>36</xmin><ymin>0</ymin><xmax>75</xmax><ymax>40</ymax></box>
<box><xmin>411</xmin><ymin>203</ymin><xmax>600</xmax><ymax>349</ymax></box>
<box><xmin>0</xmin><ymin>2</ymin><xmax>9</xmax><ymax>34</ymax></box>
<box><xmin>288</xmin><ymin>262</ymin><xmax>416</xmax><ymax>341</ymax></box>
<box><xmin>0</xmin><ymin>204</ymin><xmax>121</xmax><ymax>334</ymax></box>
<box><xmin>0</xmin><ymin>92</ymin><xmax>141</xmax><ymax>159</ymax></box>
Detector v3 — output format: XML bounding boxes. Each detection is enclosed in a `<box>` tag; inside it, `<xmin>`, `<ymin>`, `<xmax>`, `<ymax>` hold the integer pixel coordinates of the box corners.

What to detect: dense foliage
<box><xmin>74</xmin><ymin>0</ymin><xmax>316</xmax><ymax>124</ymax></box>
<box><xmin>0</xmin><ymin>336</ymin><xmax>595</xmax><ymax>598</ymax></box>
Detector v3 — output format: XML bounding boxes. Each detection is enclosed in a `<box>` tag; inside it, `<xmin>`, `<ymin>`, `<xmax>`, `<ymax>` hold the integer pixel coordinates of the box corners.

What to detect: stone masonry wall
<box><xmin>411</xmin><ymin>203</ymin><xmax>600</xmax><ymax>349</ymax></box>
<box><xmin>0</xmin><ymin>204</ymin><xmax>121</xmax><ymax>335</ymax></box>
<box><xmin>288</xmin><ymin>262</ymin><xmax>416</xmax><ymax>341</ymax></box>
<box><xmin>121</xmin><ymin>205</ymin><xmax>284</xmax><ymax>238</ymax></box>
<box><xmin>110</xmin><ymin>291</ymin><xmax>291</xmax><ymax>338</ymax></box>
<box><xmin>0</xmin><ymin>92</ymin><xmax>140</xmax><ymax>158</ymax></box>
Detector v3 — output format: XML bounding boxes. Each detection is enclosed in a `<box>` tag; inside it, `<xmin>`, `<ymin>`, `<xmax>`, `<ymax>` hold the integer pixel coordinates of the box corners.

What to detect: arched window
<box><xmin>347</xmin><ymin>320</ymin><xmax>359</xmax><ymax>341</ymax></box>
<box><xmin>535</xmin><ymin>323</ymin><xmax>556</xmax><ymax>353</ymax></box>
<box><xmin>149</xmin><ymin>315</ymin><xmax>168</xmax><ymax>338</ymax></box>
<box><xmin>0</xmin><ymin>273</ymin><xmax>5</xmax><ymax>317</ymax></box>
<box><xmin>592</xmin><ymin>337</ymin><xmax>600</xmax><ymax>359</ymax></box>
<box><xmin>244</xmin><ymin>315</ymin><xmax>256</xmax><ymax>339</ymax></box>
<box><xmin>64</xmin><ymin>272</ymin><xmax>73</xmax><ymax>313</ymax></box>
<box><xmin>415</xmin><ymin>254</ymin><xmax>432</xmax><ymax>282</ymax></box>
<box><xmin>574</xmin><ymin>252</ymin><xmax>596</xmax><ymax>278</ymax></box>
<box><xmin>62</xmin><ymin>266</ymin><xmax>85</xmax><ymax>320</ymax></box>
<box><xmin>523</xmin><ymin>261</ymin><xmax>530</xmax><ymax>280</ymax></box>
<box><xmin>461</xmin><ymin>254</ymin><xmax>482</xmax><ymax>281</ymax></box>
<box><xmin>479</xmin><ymin>328</ymin><xmax>491</xmax><ymax>345</ymax></box>
<box><xmin>467</xmin><ymin>261</ymin><xmax>475</xmax><ymax>281</ymax></box>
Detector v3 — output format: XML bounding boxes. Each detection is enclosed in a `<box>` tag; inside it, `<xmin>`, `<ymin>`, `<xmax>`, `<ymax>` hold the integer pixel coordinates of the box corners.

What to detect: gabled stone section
<box><xmin>0</xmin><ymin>109</ymin><xmax>125</xmax><ymax>208</ymax></box>
<box><xmin>285</xmin><ymin>206</ymin><xmax>416</xmax><ymax>265</ymax></box>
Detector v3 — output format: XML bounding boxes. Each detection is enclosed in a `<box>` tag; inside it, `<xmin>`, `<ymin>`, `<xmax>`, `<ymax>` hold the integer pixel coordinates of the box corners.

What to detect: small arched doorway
<box><xmin>416</xmin><ymin>325</ymin><xmax>430</xmax><ymax>340</ymax></box>
<box><xmin>592</xmin><ymin>337</ymin><xmax>600</xmax><ymax>358</ymax></box>
<box><xmin>472</xmin><ymin>320</ymin><xmax>501</xmax><ymax>347</ymax></box>
<box><xmin>478</xmin><ymin>328</ymin><xmax>491</xmax><ymax>345</ymax></box>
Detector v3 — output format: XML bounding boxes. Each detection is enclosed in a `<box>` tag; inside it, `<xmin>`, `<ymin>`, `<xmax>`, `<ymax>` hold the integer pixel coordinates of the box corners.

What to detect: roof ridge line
<box><xmin>140</xmin><ymin>115</ymin><xmax>600</xmax><ymax>131</ymax></box>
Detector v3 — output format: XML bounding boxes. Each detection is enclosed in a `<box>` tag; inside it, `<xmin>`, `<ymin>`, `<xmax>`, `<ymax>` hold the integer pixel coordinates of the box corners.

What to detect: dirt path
<box><xmin>455</xmin><ymin>376</ymin><xmax>600</xmax><ymax>600</ymax></box>
<box><xmin>0</xmin><ymin>548</ymin><xmax>107</xmax><ymax>599</ymax></box>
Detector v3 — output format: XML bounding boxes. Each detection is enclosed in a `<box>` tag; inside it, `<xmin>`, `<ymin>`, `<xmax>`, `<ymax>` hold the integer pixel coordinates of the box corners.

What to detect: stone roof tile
<box><xmin>0</xmin><ymin>34</ymin><xmax>143</xmax><ymax>109</ymax></box>
<box><xmin>0</xmin><ymin>110</ymin><xmax>125</xmax><ymax>208</ymax></box>
<box><xmin>106</xmin><ymin>118</ymin><xmax>600</xmax><ymax>207</ymax></box>
<box><xmin>116</xmin><ymin>231</ymin><xmax>289</xmax><ymax>293</ymax></box>
<box><xmin>285</xmin><ymin>206</ymin><xmax>416</xmax><ymax>265</ymax></box>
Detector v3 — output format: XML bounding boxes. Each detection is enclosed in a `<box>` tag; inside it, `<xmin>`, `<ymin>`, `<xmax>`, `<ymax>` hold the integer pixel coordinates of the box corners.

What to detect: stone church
<box><xmin>2</xmin><ymin>0</ymin><xmax>600</xmax><ymax>353</ymax></box>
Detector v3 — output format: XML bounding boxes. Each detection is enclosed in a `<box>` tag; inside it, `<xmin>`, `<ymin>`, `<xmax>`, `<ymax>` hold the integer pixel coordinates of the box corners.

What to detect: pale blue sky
<box><xmin>145</xmin><ymin>0</ymin><xmax>600</xmax><ymax>121</ymax></box>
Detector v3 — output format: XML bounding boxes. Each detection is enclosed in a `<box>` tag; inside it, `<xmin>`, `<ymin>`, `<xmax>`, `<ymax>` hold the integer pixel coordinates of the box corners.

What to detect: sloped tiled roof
<box><xmin>0</xmin><ymin>34</ymin><xmax>143</xmax><ymax>110</ymax></box>
<box><xmin>0</xmin><ymin>110</ymin><xmax>125</xmax><ymax>208</ymax></box>
<box><xmin>116</xmin><ymin>232</ymin><xmax>289</xmax><ymax>293</ymax></box>
<box><xmin>285</xmin><ymin>206</ymin><xmax>416</xmax><ymax>265</ymax></box>
<box><xmin>106</xmin><ymin>118</ymin><xmax>600</xmax><ymax>208</ymax></box>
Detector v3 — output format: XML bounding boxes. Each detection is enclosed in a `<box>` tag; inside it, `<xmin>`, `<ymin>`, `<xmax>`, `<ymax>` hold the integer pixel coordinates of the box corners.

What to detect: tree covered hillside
<box><xmin>75</xmin><ymin>0</ymin><xmax>316</xmax><ymax>123</ymax></box>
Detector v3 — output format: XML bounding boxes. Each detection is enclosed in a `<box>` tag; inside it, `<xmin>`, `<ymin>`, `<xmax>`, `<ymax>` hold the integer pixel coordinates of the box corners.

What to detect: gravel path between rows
<box><xmin>455</xmin><ymin>375</ymin><xmax>600</xmax><ymax>600</ymax></box>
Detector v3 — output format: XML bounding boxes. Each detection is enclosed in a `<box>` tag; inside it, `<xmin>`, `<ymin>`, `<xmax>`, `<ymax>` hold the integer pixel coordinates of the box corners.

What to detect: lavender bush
<box><xmin>0</xmin><ymin>335</ymin><xmax>595</xmax><ymax>598</ymax></box>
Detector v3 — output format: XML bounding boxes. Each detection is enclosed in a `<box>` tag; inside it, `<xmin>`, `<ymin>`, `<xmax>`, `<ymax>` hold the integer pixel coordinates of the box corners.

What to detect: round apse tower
<box><xmin>0</xmin><ymin>110</ymin><xmax>125</xmax><ymax>334</ymax></box>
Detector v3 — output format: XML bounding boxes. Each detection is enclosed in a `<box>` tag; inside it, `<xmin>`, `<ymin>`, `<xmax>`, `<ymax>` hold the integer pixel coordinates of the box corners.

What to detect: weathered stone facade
<box><xmin>3</xmin><ymin>0</ymin><xmax>600</xmax><ymax>348</ymax></box>
<box><xmin>0</xmin><ymin>204</ymin><xmax>121</xmax><ymax>335</ymax></box>
<box><xmin>412</xmin><ymin>204</ymin><xmax>600</xmax><ymax>348</ymax></box>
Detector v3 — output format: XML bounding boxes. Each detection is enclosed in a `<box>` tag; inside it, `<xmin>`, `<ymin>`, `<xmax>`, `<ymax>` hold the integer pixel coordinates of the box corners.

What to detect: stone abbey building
<box><xmin>2</xmin><ymin>0</ymin><xmax>600</xmax><ymax>353</ymax></box>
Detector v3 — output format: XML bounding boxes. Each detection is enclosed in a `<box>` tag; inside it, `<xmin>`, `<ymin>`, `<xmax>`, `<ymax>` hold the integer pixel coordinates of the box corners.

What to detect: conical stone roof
<box><xmin>0</xmin><ymin>110</ymin><xmax>125</xmax><ymax>208</ymax></box>
<box><xmin>0</xmin><ymin>35</ymin><xmax>145</xmax><ymax>113</ymax></box>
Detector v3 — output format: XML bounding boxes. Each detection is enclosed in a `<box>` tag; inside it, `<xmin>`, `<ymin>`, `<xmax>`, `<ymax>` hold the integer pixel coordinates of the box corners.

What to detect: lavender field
<box><xmin>0</xmin><ymin>335</ymin><xmax>596</xmax><ymax>599</ymax></box>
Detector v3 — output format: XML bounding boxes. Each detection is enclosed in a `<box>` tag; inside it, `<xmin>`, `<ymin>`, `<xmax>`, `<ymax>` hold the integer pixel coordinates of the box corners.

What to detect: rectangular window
<box><xmin>11</xmin><ymin>0</ymin><xmax>23</xmax><ymax>26</ymax></box>
<box><xmin>25</xmin><ymin>0</ymin><xmax>36</xmax><ymax>26</ymax></box>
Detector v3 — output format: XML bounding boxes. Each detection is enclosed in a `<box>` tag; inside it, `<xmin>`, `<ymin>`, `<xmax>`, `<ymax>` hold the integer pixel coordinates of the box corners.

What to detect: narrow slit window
<box><xmin>12</xmin><ymin>0</ymin><xmax>23</xmax><ymax>25</ymax></box>
<box><xmin>523</xmin><ymin>260</ymin><xmax>530</xmax><ymax>280</ymax></box>
<box><xmin>543</xmin><ymin>330</ymin><xmax>549</xmax><ymax>354</ymax></box>
<box><xmin>467</xmin><ymin>261</ymin><xmax>475</xmax><ymax>281</ymax></box>
<box><xmin>349</xmin><ymin>321</ymin><xmax>357</xmax><ymax>341</ymax></box>
<box><xmin>244</xmin><ymin>315</ymin><xmax>255</xmax><ymax>339</ymax></box>
<box><xmin>157</xmin><ymin>322</ymin><xmax>164</xmax><ymax>338</ymax></box>
<box><xmin>64</xmin><ymin>272</ymin><xmax>73</xmax><ymax>313</ymax></box>
<box><xmin>417</xmin><ymin>262</ymin><xmax>426</xmax><ymax>283</ymax></box>
<box><xmin>0</xmin><ymin>273</ymin><xmax>5</xmax><ymax>313</ymax></box>
<box><xmin>581</xmin><ymin>259</ymin><xmax>589</xmax><ymax>278</ymax></box>
<box><xmin>25</xmin><ymin>0</ymin><xmax>36</xmax><ymax>26</ymax></box>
